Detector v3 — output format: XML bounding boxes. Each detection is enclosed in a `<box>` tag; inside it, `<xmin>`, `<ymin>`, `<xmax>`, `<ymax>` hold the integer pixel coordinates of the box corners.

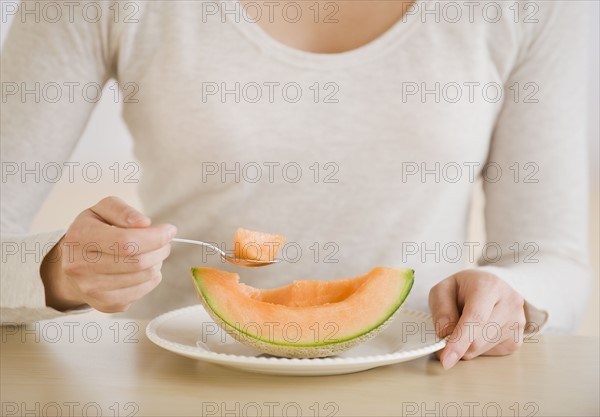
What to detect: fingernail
<box><xmin>442</xmin><ymin>352</ymin><xmax>458</xmax><ymax>370</ymax></box>
<box><xmin>127</xmin><ymin>213</ymin><xmax>146</xmax><ymax>225</ymax></box>
<box><xmin>167</xmin><ymin>226</ymin><xmax>177</xmax><ymax>238</ymax></box>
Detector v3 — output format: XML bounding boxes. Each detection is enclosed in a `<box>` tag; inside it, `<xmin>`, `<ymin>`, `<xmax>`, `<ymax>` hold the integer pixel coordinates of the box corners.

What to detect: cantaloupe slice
<box><xmin>191</xmin><ymin>267</ymin><xmax>414</xmax><ymax>358</ymax></box>
<box><xmin>233</xmin><ymin>228</ymin><xmax>285</xmax><ymax>261</ymax></box>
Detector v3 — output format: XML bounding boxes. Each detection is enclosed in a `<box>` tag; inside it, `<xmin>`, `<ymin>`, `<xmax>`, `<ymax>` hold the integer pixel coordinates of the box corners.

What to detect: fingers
<box><xmin>75</xmin><ymin>264</ymin><xmax>162</xmax><ymax>294</ymax></box>
<box><xmin>89</xmin><ymin>196</ymin><xmax>151</xmax><ymax>228</ymax></box>
<box><xmin>429</xmin><ymin>277</ymin><xmax>460</xmax><ymax>339</ymax></box>
<box><xmin>70</xmin><ymin>196</ymin><xmax>176</xmax><ymax>255</ymax></box>
<box><xmin>70</xmin><ymin>218</ymin><xmax>176</xmax><ymax>255</ymax></box>
<box><xmin>441</xmin><ymin>287</ymin><xmax>498</xmax><ymax>369</ymax></box>
<box><xmin>81</xmin><ymin>265</ymin><xmax>163</xmax><ymax>313</ymax></box>
<box><xmin>468</xmin><ymin>297</ymin><xmax>526</xmax><ymax>358</ymax></box>
<box><xmin>63</xmin><ymin>244</ymin><xmax>171</xmax><ymax>275</ymax></box>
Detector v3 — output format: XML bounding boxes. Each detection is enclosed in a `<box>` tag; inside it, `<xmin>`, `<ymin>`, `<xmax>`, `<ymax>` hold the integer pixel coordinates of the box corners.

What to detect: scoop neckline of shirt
<box><xmin>224</xmin><ymin>0</ymin><xmax>423</xmax><ymax>69</ymax></box>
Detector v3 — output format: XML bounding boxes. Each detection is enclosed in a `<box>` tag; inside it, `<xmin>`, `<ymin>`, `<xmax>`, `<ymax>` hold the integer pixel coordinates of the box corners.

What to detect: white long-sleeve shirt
<box><xmin>1</xmin><ymin>0</ymin><xmax>591</xmax><ymax>331</ymax></box>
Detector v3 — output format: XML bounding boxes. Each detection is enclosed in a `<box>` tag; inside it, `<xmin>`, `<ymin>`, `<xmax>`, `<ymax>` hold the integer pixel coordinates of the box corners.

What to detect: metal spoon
<box><xmin>172</xmin><ymin>238</ymin><xmax>282</xmax><ymax>267</ymax></box>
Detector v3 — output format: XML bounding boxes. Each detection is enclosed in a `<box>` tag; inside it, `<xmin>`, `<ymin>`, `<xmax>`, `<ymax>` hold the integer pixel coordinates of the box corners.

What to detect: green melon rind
<box><xmin>191</xmin><ymin>268</ymin><xmax>414</xmax><ymax>358</ymax></box>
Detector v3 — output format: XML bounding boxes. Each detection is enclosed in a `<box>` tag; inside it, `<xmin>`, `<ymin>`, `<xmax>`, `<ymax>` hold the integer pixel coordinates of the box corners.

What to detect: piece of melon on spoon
<box><xmin>233</xmin><ymin>227</ymin><xmax>285</xmax><ymax>262</ymax></box>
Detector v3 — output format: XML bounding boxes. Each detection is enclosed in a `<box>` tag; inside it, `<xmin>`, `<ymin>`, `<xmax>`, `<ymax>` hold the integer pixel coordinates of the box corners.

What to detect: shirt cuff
<box><xmin>0</xmin><ymin>230</ymin><xmax>91</xmax><ymax>324</ymax></box>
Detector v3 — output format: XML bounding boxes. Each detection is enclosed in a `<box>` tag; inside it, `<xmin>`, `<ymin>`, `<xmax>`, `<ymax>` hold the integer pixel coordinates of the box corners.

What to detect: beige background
<box><xmin>2</xmin><ymin>6</ymin><xmax>598</xmax><ymax>335</ymax></box>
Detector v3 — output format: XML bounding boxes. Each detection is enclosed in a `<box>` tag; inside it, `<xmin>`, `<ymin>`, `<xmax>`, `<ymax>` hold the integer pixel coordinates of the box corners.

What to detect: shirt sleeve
<box><xmin>1</xmin><ymin>1</ymin><xmax>119</xmax><ymax>323</ymax></box>
<box><xmin>476</xmin><ymin>1</ymin><xmax>593</xmax><ymax>333</ymax></box>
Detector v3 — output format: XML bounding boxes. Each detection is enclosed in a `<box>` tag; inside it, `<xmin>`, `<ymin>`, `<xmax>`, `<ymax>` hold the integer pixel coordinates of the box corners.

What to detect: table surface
<box><xmin>1</xmin><ymin>316</ymin><xmax>598</xmax><ymax>417</ymax></box>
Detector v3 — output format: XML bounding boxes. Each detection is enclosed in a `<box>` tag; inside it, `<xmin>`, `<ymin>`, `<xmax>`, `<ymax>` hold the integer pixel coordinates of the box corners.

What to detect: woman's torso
<box><xmin>113</xmin><ymin>0</ymin><xmax>525</xmax><ymax>317</ymax></box>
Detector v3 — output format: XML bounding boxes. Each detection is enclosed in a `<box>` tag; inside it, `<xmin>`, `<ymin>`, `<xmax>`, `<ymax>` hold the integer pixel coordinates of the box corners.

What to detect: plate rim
<box><xmin>146</xmin><ymin>305</ymin><xmax>447</xmax><ymax>367</ymax></box>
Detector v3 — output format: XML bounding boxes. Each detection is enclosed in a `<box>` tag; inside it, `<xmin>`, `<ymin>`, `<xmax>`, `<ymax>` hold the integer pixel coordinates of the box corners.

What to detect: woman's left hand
<box><xmin>429</xmin><ymin>270</ymin><xmax>526</xmax><ymax>369</ymax></box>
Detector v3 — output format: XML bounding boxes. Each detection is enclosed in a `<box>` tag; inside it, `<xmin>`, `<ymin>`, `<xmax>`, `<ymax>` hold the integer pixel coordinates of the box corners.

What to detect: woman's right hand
<box><xmin>40</xmin><ymin>196</ymin><xmax>177</xmax><ymax>312</ymax></box>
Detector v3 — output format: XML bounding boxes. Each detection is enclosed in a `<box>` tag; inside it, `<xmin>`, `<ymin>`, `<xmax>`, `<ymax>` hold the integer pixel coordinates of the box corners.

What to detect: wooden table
<box><xmin>1</xmin><ymin>317</ymin><xmax>598</xmax><ymax>417</ymax></box>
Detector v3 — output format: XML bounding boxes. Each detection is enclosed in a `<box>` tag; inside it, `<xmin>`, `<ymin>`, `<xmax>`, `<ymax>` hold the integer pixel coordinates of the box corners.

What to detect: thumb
<box><xmin>429</xmin><ymin>276</ymin><xmax>460</xmax><ymax>339</ymax></box>
<box><xmin>89</xmin><ymin>196</ymin><xmax>151</xmax><ymax>228</ymax></box>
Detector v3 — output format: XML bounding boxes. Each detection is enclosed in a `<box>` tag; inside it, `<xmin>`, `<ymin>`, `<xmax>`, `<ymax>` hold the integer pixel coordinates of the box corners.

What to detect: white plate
<box><xmin>146</xmin><ymin>305</ymin><xmax>446</xmax><ymax>376</ymax></box>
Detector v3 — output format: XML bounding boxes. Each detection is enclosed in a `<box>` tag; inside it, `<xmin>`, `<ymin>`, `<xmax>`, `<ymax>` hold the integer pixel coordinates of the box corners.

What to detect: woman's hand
<box><xmin>429</xmin><ymin>270</ymin><xmax>526</xmax><ymax>369</ymax></box>
<box><xmin>40</xmin><ymin>196</ymin><xmax>177</xmax><ymax>313</ymax></box>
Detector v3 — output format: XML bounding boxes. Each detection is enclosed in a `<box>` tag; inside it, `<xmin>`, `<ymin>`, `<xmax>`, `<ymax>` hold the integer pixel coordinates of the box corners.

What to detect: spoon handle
<box><xmin>172</xmin><ymin>238</ymin><xmax>225</xmax><ymax>256</ymax></box>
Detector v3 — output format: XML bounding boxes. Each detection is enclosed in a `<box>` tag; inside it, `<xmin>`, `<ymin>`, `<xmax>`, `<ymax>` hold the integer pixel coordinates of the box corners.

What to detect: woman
<box><xmin>1</xmin><ymin>0</ymin><xmax>591</xmax><ymax>369</ymax></box>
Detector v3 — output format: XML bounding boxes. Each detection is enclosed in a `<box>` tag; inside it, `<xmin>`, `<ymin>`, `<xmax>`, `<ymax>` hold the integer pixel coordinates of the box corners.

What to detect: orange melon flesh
<box><xmin>191</xmin><ymin>267</ymin><xmax>414</xmax><ymax>358</ymax></box>
<box><xmin>233</xmin><ymin>228</ymin><xmax>285</xmax><ymax>261</ymax></box>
